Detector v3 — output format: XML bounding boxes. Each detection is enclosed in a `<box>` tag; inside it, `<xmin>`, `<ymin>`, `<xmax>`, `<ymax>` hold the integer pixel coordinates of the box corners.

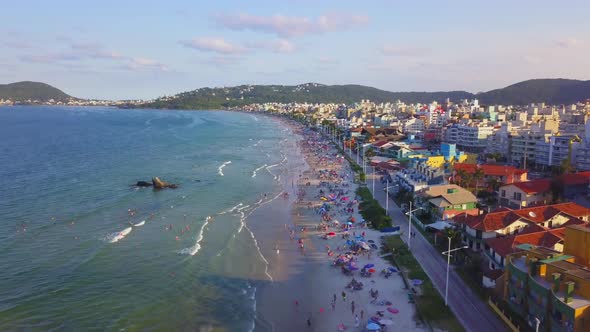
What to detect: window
<box><xmin>462</xmin><ymin>204</ymin><xmax>467</xmax><ymax>210</ymax></box>
<box><xmin>514</xmin><ymin>192</ymin><xmax>522</xmax><ymax>200</ymax></box>
<box><xmin>501</xmin><ymin>190</ymin><xmax>506</xmax><ymax>197</ymax></box>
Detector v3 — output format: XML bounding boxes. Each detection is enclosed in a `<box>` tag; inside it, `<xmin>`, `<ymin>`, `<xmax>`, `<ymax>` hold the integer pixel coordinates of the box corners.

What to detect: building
<box><xmin>423</xmin><ymin>184</ymin><xmax>478</xmax><ymax>219</ymax></box>
<box><xmin>499</xmin><ymin>179</ymin><xmax>553</xmax><ymax>209</ymax></box>
<box><xmin>445</xmin><ymin>122</ymin><xmax>495</xmax><ymax>152</ymax></box>
<box><xmin>499</xmin><ymin>172</ymin><xmax>590</xmax><ymax>209</ymax></box>
<box><xmin>453</xmin><ymin>203</ymin><xmax>590</xmax><ymax>251</ymax></box>
<box><xmin>504</xmin><ymin>242</ymin><xmax>590</xmax><ymax>332</ymax></box>
<box><xmin>536</xmin><ymin>135</ymin><xmax>581</xmax><ymax>169</ymax></box>
<box><xmin>453</xmin><ymin>163</ymin><xmax>528</xmax><ymax>189</ymax></box>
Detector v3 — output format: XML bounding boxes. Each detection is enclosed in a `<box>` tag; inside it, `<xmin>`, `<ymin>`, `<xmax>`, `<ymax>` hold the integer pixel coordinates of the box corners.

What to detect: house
<box><xmin>453</xmin><ymin>163</ymin><xmax>528</xmax><ymax>189</ymax></box>
<box><xmin>423</xmin><ymin>184</ymin><xmax>478</xmax><ymax>219</ymax></box>
<box><xmin>498</xmin><ymin>179</ymin><xmax>552</xmax><ymax>209</ymax></box>
<box><xmin>452</xmin><ymin>203</ymin><xmax>590</xmax><ymax>251</ymax></box>
<box><xmin>499</xmin><ymin>172</ymin><xmax>590</xmax><ymax>209</ymax></box>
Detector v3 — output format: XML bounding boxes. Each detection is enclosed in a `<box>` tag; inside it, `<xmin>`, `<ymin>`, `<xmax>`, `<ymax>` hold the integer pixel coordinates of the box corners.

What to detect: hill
<box><xmin>0</xmin><ymin>81</ymin><xmax>73</xmax><ymax>102</ymax></box>
<box><xmin>141</xmin><ymin>83</ymin><xmax>472</xmax><ymax>109</ymax></box>
<box><xmin>140</xmin><ymin>79</ymin><xmax>590</xmax><ymax>109</ymax></box>
<box><xmin>476</xmin><ymin>79</ymin><xmax>590</xmax><ymax>105</ymax></box>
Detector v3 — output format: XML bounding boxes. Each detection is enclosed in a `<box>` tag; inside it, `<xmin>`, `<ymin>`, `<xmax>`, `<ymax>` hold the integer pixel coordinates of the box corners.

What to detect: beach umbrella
<box><xmin>359</xmin><ymin>242</ymin><xmax>370</xmax><ymax>250</ymax></box>
<box><xmin>364</xmin><ymin>263</ymin><xmax>375</xmax><ymax>269</ymax></box>
<box><xmin>388</xmin><ymin>267</ymin><xmax>398</xmax><ymax>273</ymax></box>
<box><xmin>379</xmin><ymin>319</ymin><xmax>393</xmax><ymax>325</ymax></box>
<box><xmin>367</xmin><ymin>240</ymin><xmax>375</xmax><ymax>243</ymax></box>
<box><xmin>368</xmin><ymin>268</ymin><xmax>376</xmax><ymax>273</ymax></box>
<box><xmin>366</xmin><ymin>323</ymin><xmax>381</xmax><ymax>330</ymax></box>
<box><xmin>347</xmin><ymin>222</ymin><xmax>353</xmax><ymax>225</ymax></box>
<box><xmin>387</xmin><ymin>307</ymin><xmax>399</xmax><ymax>314</ymax></box>
<box><xmin>412</xmin><ymin>279</ymin><xmax>424</xmax><ymax>286</ymax></box>
<box><xmin>327</xmin><ymin>232</ymin><xmax>336</xmax><ymax>236</ymax></box>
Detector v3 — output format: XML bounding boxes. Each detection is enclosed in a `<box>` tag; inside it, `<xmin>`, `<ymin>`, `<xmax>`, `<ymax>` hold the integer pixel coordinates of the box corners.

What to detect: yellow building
<box><xmin>504</xmin><ymin>225</ymin><xmax>590</xmax><ymax>332</ymax></box>
<box><xmin>564</xmin><ymin>225</ymin><xmax>590</xmax><ymax>267</ymax></box>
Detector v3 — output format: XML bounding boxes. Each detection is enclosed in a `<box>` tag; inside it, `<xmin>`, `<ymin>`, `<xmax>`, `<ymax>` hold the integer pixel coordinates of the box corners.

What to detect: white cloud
<box><xmin>18</xmin><ymin>40</ymin><xmax>167</xmax><ymax>72</ymax></box>
<box><xmin>213</xmin><ymin>12</ymin><xmax>369</xmax><ymax>38</ymax></box>
<box><xmin>179</xmin><ymin>37</ymin><xmax>245</xmax><ymax>54</ymax></box>
<box><xmin>125</xmin><ymin>57</ymin><xmax>169</xmax><ymax>71</ymax></box>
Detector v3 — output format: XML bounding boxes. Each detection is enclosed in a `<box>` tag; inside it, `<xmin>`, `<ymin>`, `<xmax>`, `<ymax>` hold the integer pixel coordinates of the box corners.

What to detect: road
<box><xmin>365</xmin><ymin>169</ymin><xmax>507</xmax><ymax>332</ymax></box>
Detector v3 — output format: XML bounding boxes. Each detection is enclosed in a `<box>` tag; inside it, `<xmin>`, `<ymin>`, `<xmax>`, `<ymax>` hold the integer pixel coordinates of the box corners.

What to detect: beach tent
<box><xmin>425</xmin><ymin>221</ymin><xmax>455</xmax><ymax>231</ymax></box>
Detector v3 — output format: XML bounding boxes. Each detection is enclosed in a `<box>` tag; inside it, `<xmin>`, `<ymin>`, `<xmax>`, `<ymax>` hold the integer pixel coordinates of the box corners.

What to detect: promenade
<box><xmin>330</xmin><ymin>133</ymin><xmax>507</xmax><ymax>332</ymax></box>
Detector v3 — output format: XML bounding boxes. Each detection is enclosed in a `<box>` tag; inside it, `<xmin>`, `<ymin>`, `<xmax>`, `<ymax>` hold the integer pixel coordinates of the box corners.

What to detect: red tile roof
<box><xmin>454</xmin><ymin>163</ymin><xmax>528</xmax><ymax>177</ymax></box>
<box><xmin>562</xmin><ymin>172</ymin><xmax>590</xmax><ymax>186</ymax></box>
<box><xmin>509</xmin><ymin>179</ymin><xmax>552</xmax><ymax>194</ymax></box>
<box><xmin>453</xmin><ymin>202</ymin><xmax>590</xmax><ymax>232</ymax></box>
<box><xmin>486</xmin><ymin>229</ymin><xmax>565</xmax><ymax>257</ymax></box>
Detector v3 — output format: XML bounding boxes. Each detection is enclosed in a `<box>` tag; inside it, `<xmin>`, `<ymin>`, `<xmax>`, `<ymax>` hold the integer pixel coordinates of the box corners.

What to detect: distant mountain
<box><xmin>0</xmin><ymin>81</ymin><xmax>73</xmax><ymax>102</ymax></box>
<box><xmin>140</xmin><ymin>83</ymin><xmax>472</xmax><ymax>109</ymax></box>
<box><xmin>475</xmin><ymin>79</ymin><xmax>590</xmax><ymax>105</ymax></box>
<box><xmin>140</xmin><ymin>79</ymin><xmax>590</xmax><ymax>109</ymax></box>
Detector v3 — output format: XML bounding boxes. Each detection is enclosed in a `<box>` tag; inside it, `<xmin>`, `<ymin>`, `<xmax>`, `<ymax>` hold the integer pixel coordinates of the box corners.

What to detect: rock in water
<box><xmin>152</xmin><ymin>177</ymin><xmax>178</xmax><ymax>189</ymax></box>
<box><xmin>136</xmin><ymin>181</ymin><xmax>153</xmax><ymax>187</ymax></box>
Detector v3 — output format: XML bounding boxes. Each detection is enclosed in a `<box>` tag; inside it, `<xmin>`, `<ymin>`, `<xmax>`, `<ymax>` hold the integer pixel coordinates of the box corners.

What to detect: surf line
<box><xmin>218</xmin><ymin>161</ymin><xmax>232</xmax><ymax>176</ymax></box>
<box><xmin>251</xmin><ymin>164</ymin><xmax>268</xmax><ymax>178</ymax></box>
<box><xmin>180</xmin><ymin>216</ymin><xmax>212</xmax><ymax>256</ymax></box>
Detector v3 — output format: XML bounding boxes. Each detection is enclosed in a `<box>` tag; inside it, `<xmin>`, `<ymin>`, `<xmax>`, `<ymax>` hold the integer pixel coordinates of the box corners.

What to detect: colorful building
<box><xmin>504</xmin><ymin>242</ymin><xmax>590</xmax><ymax>332</ymax></box>
<box><xmin>423</xmin><ymin>184</ymin><xmax>478</xmax><ymax>219</ymax></box>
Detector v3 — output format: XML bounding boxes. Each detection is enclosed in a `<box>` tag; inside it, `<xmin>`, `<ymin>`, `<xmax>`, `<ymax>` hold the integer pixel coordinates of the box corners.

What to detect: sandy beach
<box><xmin>255</xmin><ymin>120</ymin><xmax>427</xmax><ymax>332</ymax></box>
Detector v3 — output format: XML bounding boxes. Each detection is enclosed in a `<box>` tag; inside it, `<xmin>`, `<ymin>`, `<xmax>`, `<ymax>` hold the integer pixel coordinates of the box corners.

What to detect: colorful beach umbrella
<box><xmin>366</xmin><ymin>323</ymin><xmax>381</xmax><ymax>330</ymax></box>
<box><xmin>364</xmin><ymin>263</ymin><xmax>375</xmax><ymax>269</ymax></box>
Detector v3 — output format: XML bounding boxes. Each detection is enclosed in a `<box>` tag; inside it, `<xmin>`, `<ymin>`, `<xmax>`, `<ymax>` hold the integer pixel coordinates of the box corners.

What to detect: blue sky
<box><xmin>2</xmin><ymin>0</ymin><xmax>590</xmax><ymax>99</ymax></box>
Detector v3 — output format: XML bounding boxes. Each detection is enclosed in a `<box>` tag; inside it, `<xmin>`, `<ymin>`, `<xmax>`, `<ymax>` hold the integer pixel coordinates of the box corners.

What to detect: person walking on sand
<box><xmin>351</xmin><ymin>300</ymin><xmax>355</xmax><ymax>315</ymax></box>
<box><xmin>307</xmin><ymin>317</ymin><xmax>311</xmax><ymax>328</ymax></box>
<box><xmin>354</xmin><ymin>314</ymin><xmax>360</xmax><ymax>327</ymax></box>
<box><xmin>360</xmin><ymin>309</ymin><xmax>364</xmax><ymax>320</ymax></box>
<box><xmin>333</xmin><ymin>293</ymin><xmax>337</xmax><ymax>303</ymax></box>
<box><xmin>341</xmin><ymin>291</ymin><xmax>347</xmax><ymax>302</ymax></box>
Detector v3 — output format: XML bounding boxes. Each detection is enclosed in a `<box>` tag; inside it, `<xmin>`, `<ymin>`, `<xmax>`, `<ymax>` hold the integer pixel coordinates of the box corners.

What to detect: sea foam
<box><xmin>217</xmin><ymin>161</ymin><xmax>232</xmax><ymax>176</ymax></box>
<box><xmin>179</xmin><ymin>216</ymin><xmax>212</xmax><ymax>256</ymax></box>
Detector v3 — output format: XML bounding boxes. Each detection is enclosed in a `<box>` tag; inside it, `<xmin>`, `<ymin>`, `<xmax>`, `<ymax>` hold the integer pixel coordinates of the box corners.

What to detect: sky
<box><xmin>2</xmin><ymin>0</ymin><xmax>590</xmax><ymax>100</ymax></box>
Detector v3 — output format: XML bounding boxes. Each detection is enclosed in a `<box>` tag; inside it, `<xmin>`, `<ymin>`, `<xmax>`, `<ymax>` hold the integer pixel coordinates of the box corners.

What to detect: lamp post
<box><xmin>372</xmin><ymin>166</ymin><xmax>376</xmax><ymax>194</ymax></box>
<box><xmin>385</xmin><ymin>179</ymin><xmax>389</xmax><ymax>213</ymax></box>
<box><xmin>442</xmin><ymin>239</ymin><xmax>469</xmax><ymax>306</ymax></box>
<box><xmin>404</xmin><ymin>202</ymin><xmax>422</xmax><ymax>248</ymax></box>
<box><xmin>534</xmin><ymin>317</ymin><xmax>540</xmax><ymax>332</ymax></box>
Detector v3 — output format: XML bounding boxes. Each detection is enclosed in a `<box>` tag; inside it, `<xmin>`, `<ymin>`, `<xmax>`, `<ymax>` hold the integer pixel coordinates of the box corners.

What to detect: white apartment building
<box><xmin>403</xmin><ymin>118</ymin><xmax>425</xmax><ymax>135</ymax></box>
<box><xmin>535</xmin><ymin>135</ymin><xmax>581</xmax><ymax>168</ymax></box>
<box><xmin>445</xmin><ymin>122</ymin><xmax>494</xmax><ymax>151</ymax></box>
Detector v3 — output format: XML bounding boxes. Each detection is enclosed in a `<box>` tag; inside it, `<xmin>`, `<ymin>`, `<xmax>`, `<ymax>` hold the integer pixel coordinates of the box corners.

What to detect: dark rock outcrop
<box><xmin>136</xmin><ymin>181</ymin><xmax>153</xmax><ymax>187</ymax></box>
<box><xmin>152</xmin><ymin>177</ymin><xmax>178</xmax><ymax>189</ymax></box>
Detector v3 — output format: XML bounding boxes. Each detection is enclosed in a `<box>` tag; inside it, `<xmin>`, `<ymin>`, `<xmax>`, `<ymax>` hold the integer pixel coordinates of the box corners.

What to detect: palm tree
<box><xmin>473</xmin><ymin>167</ymin><xmax>485</xmax><ymax>193</ymax></box>
<box><xmin>365</xmin><ymin>147</ymin><xmax>376</xmax><ymax>158</ymax></box>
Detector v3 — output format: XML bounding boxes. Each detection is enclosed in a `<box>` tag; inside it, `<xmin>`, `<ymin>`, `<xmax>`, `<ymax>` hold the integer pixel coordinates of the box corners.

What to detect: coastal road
<box><xmin>365</xmin><ymin>170</ymin><xmax>508</xmax><ymax>332</ymax></box>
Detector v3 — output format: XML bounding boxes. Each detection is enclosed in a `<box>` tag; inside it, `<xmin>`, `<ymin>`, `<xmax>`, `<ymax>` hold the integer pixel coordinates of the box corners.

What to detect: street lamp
<box><xmin>442</xmin><ymin>239</ymin><xmax>468</xmax><ymax>306</ymax></box>
<box><xmin>404</xmin><ymin>201</ymin><xmax>422</xmax><ymax>248</ymax></box>
<box><xmin>372</xmin><ymin>166</ymin><xmax>376</xmax><ymax>194</ymax></box>
<box><xmin>534</xmin><ymin>317</ymin><xmax>541</xmax><ymax>332</ymax></box>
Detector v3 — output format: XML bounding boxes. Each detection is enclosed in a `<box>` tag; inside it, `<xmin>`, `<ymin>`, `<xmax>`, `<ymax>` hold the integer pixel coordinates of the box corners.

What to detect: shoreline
<box><xmin>253</xmin><ymin>119</ymin><xmax>426</xmax><ymax>332</ymax></box>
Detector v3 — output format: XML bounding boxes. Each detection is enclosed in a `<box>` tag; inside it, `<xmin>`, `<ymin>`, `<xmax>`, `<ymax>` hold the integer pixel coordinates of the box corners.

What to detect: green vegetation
<box><xmin>382</xmin><ymin>235</ymin><xmax>465</xmax><ymax>332</ymax></box>
<box><xmin>0</xmin><ymin>81</ymin><xmax>72</xmax><ymax>102</ymax></box>
<box><xmin>356</xmin><ymin>187</ymin><xmax>392</xmax><ymax>229</ymax></box>
<box><xmin>138</xmin><ymin>83</ymin><xmax>473</xmax><ymax>109</ymax></box>
<box><xmin>137</xmin><ymin>79</ymin><xmax>590</xmax><ymax>109</ymax></box>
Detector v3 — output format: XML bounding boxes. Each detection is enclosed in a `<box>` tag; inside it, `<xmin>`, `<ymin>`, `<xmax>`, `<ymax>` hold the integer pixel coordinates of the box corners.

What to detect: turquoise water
<box><xmin>0</xmin><ymin>106</ymin><xmax>296</xmax><ymax>331</ymax></box>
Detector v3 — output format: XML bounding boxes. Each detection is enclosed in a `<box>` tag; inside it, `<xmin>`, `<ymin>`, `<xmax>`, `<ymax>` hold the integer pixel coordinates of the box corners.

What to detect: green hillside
<box><xmin>0</xmin><ymin>81</ymin><xmax>72</xmax><ymax>102</ymax></box>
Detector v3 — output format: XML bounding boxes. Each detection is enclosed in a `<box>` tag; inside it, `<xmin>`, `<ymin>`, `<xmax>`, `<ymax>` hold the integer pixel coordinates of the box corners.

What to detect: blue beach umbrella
<box><xmin>364</xmin><ymin>263</ymin><xmax>375</xmax><ymax>269</ymax></box>
<box><xmin>388</xmin><ymin>267</ymin><xmax>398</xmax><ymax>272</ymax></box>
<box><xmin>366</xmin><ymin>322</ymin><xmax>381</xmax><ymax>330</ymax></box>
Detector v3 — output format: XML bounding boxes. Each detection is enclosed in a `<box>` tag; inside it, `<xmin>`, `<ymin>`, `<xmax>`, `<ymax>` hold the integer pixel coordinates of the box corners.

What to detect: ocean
<box><xmin>0</xmin><ymin>106</ymin><xmax>303</xmax><ymax>331</ymax></box>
